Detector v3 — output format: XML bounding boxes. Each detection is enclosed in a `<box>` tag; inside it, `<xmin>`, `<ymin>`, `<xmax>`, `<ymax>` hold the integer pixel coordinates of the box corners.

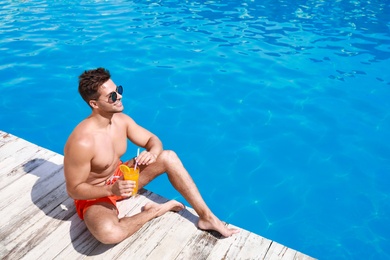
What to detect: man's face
<box><xmin>94</xmin><ymin>79</ymin><xmax>124</xmax><ymax>112</ymax></box>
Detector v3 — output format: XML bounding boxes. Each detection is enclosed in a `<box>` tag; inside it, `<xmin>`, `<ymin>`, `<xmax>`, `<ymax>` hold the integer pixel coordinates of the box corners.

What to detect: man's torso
<box><xmin>68</xmin><ymin>114</ymin><xmax>128</xmax><ymax>185</ymax></box>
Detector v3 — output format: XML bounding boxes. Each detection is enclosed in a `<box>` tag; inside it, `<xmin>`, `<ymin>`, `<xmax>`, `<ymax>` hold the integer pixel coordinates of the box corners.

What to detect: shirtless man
<box><xmin>63</xmin><ymin>67</ymin><xmax>239</xmax><ymax>244</ymax></box>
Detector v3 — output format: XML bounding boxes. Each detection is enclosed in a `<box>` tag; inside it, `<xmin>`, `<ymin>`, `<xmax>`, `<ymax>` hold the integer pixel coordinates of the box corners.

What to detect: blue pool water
<box><xmin>1</xmin><ymin>1</ymin><xmax>389</xmax><ymax>259</ymax></box>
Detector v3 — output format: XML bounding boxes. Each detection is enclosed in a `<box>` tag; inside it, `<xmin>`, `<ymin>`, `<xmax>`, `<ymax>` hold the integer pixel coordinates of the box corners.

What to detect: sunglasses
<box><xmin>97</xmin><ymin>85</ymin><xmax>123</xmax><ymax>103</ymax></box>
<box><xmin>108</xmin><ymin>85</ymin><xmax>123</xmax><ymax>103</ymax></box>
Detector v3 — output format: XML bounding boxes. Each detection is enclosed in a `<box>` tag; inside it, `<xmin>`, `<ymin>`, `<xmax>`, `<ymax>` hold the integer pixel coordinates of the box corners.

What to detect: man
<box><xmin>64</xmin><ymin>67</ymin><xmax>239</xmax><ymax>244</ymax></box>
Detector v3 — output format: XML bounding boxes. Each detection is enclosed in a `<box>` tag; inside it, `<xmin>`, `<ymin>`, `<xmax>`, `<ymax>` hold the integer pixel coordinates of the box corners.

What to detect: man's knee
<box><xmin>159</xmin><ymin>150</ymin><xmax>179</xmax><ymax>164</ymax></box>
<box><xmin>87</xmin><ymin>219</ymin><xmax>125</xmax><ymax>244</ymax></box>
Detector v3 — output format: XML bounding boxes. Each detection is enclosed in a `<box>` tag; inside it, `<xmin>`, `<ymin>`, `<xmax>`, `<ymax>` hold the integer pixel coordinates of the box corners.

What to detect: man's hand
<box><xmin>135</xmin><ymin>151</ymin><xmax>158</xmax><ymax>166</ymax></box>
<box><xmin>111</xmin><ymin>178</ymin><xmax>136</xmax><ymax>197</ymax></box>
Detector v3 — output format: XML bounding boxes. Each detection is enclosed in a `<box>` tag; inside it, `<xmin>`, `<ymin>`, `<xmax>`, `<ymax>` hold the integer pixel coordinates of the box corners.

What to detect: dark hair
<box><xmin>78</xmin><ymin>67</ymin><xmax>111</xmax><ymax>106</ymax></box>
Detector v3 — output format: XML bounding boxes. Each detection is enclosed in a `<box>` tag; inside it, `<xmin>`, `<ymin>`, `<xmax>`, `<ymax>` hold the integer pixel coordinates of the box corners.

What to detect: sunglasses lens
<box><xmin>117</xmin><ymin>85</ymin><xmax>123</xmax><ymax>95</ymax></box>
<box><xmin>110</xmin><ymin>92</ymin><xmax>117</xmax><ymax>103</ymax></box>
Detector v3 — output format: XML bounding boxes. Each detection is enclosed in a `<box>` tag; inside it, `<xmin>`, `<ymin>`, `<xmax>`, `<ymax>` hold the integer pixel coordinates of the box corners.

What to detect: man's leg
<box><xmin>83</xmin><ymin>200</ymin><xmax>184</xmax><ymax>244</ymax></box>
<box><xmin>137</xmin><ymin>150</ymin><xmax>239</xmax><ymax>237</ymax></box>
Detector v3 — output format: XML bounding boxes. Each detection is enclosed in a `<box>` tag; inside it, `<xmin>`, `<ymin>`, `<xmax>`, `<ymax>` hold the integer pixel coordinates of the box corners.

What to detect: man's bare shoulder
<box><xmin>112</xmin><ymin>113</ymin><xmax>138</xmax><ymax>129</ymax></box>
<box><xmin>113</xmin><ymin>112</ymin><xmax>135</xmax><ymax>123</ymax></box>
<box><xmin>65</xmin><ymin>119</ymin><xmax>96</xmax><ymax>152</ymax></box>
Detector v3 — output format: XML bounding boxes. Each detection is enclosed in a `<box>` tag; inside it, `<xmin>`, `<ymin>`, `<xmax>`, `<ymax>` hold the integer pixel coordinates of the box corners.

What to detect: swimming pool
<box><xmin>1</xmin><ymin>0</ymin><xmax>389</xmax><ymax>259</ymax></box>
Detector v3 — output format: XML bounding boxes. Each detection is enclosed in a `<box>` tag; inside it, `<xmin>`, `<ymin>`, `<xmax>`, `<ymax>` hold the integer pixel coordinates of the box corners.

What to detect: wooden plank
<box><xmin>20</xmin><ymin>210</ymin><xmax>85</xmax><ymax>260</ymax></box>
<box><xmin>174</xmin><ymin>230</ymin><xmax>219</xmax><ymax>259</ymax></box>
<box><xmin>0</xmin><ymin>140</ymin><xmax>71</xmax><ymax>260</ymax></box>
<box><xmin>265</xmin><ymin>242</ymin><xmax>304</xmax><ymax>260</ymax></box>
<box><xmin>0</xmin><ymin>131</ymin><xmax>16</xmax><ymax>142</ymax></box>
<box><xmin>144</xmin><ymin>207</ymin><xmax>200</xmax><ymax>260</ymax></box>
<box><xmin>4</xmin><ymin>199</ymin><xmax>75</xmax><ymax>260</ymax></box>
<box><xmin>0</xmin><ymin>147</ymin><xmax>62</xmax><ymax>199</ymax></box>
<box><xmin>205</xmin><ymin>228</ymin><xmax>253</xmax><ymax>259</ymax></box>
<box><xmin>0</xmin><ymin>132</ymin><xmax>18</xmax><ymax>150</ymax></box>
<box><xmin>134</xmin><ymin>196</ymin><xmax>197</xmax><ymax>259</ymax></box>
<box><xmin>0</xmin><ymin>131</ymin><xmax>49</xmax><ymax>164</ymax></box>
<box><xmin>0</xmin><ymin>139</ymin><xmax>55</xmax><ymax>190</ymax></box>
<box><xmin>236</xmin><ymin>231</ymin><xmax>273</xmax><ymax>259</ymax></box>
<box><xmin>1</xmin><ymin>183</ymin><xmax>71</xmax><ymax>252</ymax></box>
<box><xmin>0</xmin><ymin>155</ymin><xmax>65</xmax><ymax>230</ymax></box>
<box><xmin>113</xmin><ymin>213</ymin><xmax>183</xmax><ymax>259</ymax></box>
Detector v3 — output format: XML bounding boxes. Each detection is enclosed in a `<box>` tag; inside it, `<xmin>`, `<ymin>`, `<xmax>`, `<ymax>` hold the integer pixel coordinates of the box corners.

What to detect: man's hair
<box><xmin>78</xmin><ymin>67</ymin><xmax>111</xmax><ymax>106</ymax></box>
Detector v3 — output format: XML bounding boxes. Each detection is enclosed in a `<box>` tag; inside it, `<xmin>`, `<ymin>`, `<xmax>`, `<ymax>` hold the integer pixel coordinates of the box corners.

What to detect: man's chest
<box><xmin>91</xmin><ymin>133</ymin><xmax>127</xmax><ymax>170</ymax></box>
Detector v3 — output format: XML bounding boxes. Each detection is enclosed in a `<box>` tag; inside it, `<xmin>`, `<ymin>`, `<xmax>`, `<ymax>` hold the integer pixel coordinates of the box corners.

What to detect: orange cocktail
<box><xmin>119</xmin><ymin>164</ymin><xmax>139</xmax><ymax>196</ymax></box>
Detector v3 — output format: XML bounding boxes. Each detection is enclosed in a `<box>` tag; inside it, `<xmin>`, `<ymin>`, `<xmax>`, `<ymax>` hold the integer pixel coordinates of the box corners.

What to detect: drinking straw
<box><xmin>134</xmin><ymin>148</ymin><xmax>140</xmax><ymax>170</ymax></box>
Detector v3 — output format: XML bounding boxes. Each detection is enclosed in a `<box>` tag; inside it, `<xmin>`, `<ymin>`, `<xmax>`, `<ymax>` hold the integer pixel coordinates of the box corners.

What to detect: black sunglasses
<box><xmin>95</xmin><ymin>85</ymin><xmax>123</xmax><ymax>103</ymax></box>
<box><xmin>107</xmin><ymin>85</ymin><xmax>123</xmax><ymax>103</ymax></box>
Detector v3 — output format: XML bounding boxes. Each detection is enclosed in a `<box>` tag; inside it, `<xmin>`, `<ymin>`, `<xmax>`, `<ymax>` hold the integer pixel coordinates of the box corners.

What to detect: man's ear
<box><xmin>89</xmin><ymin>99</ymin><xmax>99</xmax><ymax>109</ymax></box>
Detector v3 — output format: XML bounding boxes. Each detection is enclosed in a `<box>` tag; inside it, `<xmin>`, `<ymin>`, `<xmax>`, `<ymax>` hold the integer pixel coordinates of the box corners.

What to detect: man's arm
<box><xmin>121</xmin><ymin>114</ymin><xmax>163</xmax><ymax>165</ymax></box>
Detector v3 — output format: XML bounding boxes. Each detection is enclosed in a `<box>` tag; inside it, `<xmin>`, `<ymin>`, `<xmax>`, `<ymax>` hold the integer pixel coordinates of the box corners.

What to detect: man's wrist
<box><xmin>150</xmin><ymin>152</ymin><xmax>158</xmax><ymax>159</ymax></box>
<box><xmin>106</xmin><ymin>184</ymin><xmax>115</xmax><ymax>196</ymax></box>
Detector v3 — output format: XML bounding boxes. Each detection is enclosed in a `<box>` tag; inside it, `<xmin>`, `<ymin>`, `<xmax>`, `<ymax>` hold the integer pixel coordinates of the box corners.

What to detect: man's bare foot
<box><xmin>142</xmin><ymin>200</ymin><xmax>185</xmax><ymax>218</ymax></box>
<box><xmin>198</xmin><ymin>214</ymin><xmax>240</xmax><ymax>237</ymax></box>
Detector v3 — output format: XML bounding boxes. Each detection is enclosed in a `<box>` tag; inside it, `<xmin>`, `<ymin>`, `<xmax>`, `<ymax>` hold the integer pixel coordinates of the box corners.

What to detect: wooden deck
<box><xmin>0</xmin><ymin>130</ymin><xmax>314</xmax><ymax>260</ymax></box>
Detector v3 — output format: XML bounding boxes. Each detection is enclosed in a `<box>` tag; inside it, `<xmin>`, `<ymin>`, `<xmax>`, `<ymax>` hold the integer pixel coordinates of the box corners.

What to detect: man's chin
<box><xmin>110</xmin><ymin>106</ymin><xmax>124</xmax><ymax>114</ymax></box>
<box><xmin>114</xmin><ymin>107</ymin><xmax>124</xmax><ymax>113</ymax></box>
<box><xmin>114</xmin><ymin>101</ymin><xmax>124</xmax><ymax>110</ymax></box>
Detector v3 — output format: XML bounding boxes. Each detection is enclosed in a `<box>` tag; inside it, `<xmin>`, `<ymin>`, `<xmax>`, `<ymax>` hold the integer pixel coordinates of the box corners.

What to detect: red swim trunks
<box><xmin>74</xmin><ymin>162</ymin><xmax>126</xmax><ymax>220</ymax></box>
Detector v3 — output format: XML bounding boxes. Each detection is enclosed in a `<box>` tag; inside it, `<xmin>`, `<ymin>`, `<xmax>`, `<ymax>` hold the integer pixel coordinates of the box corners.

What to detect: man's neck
<box><xmin>90</xmin><ymin>110</ymin><xmax>115</xmax><ymax>128</ymax></box>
